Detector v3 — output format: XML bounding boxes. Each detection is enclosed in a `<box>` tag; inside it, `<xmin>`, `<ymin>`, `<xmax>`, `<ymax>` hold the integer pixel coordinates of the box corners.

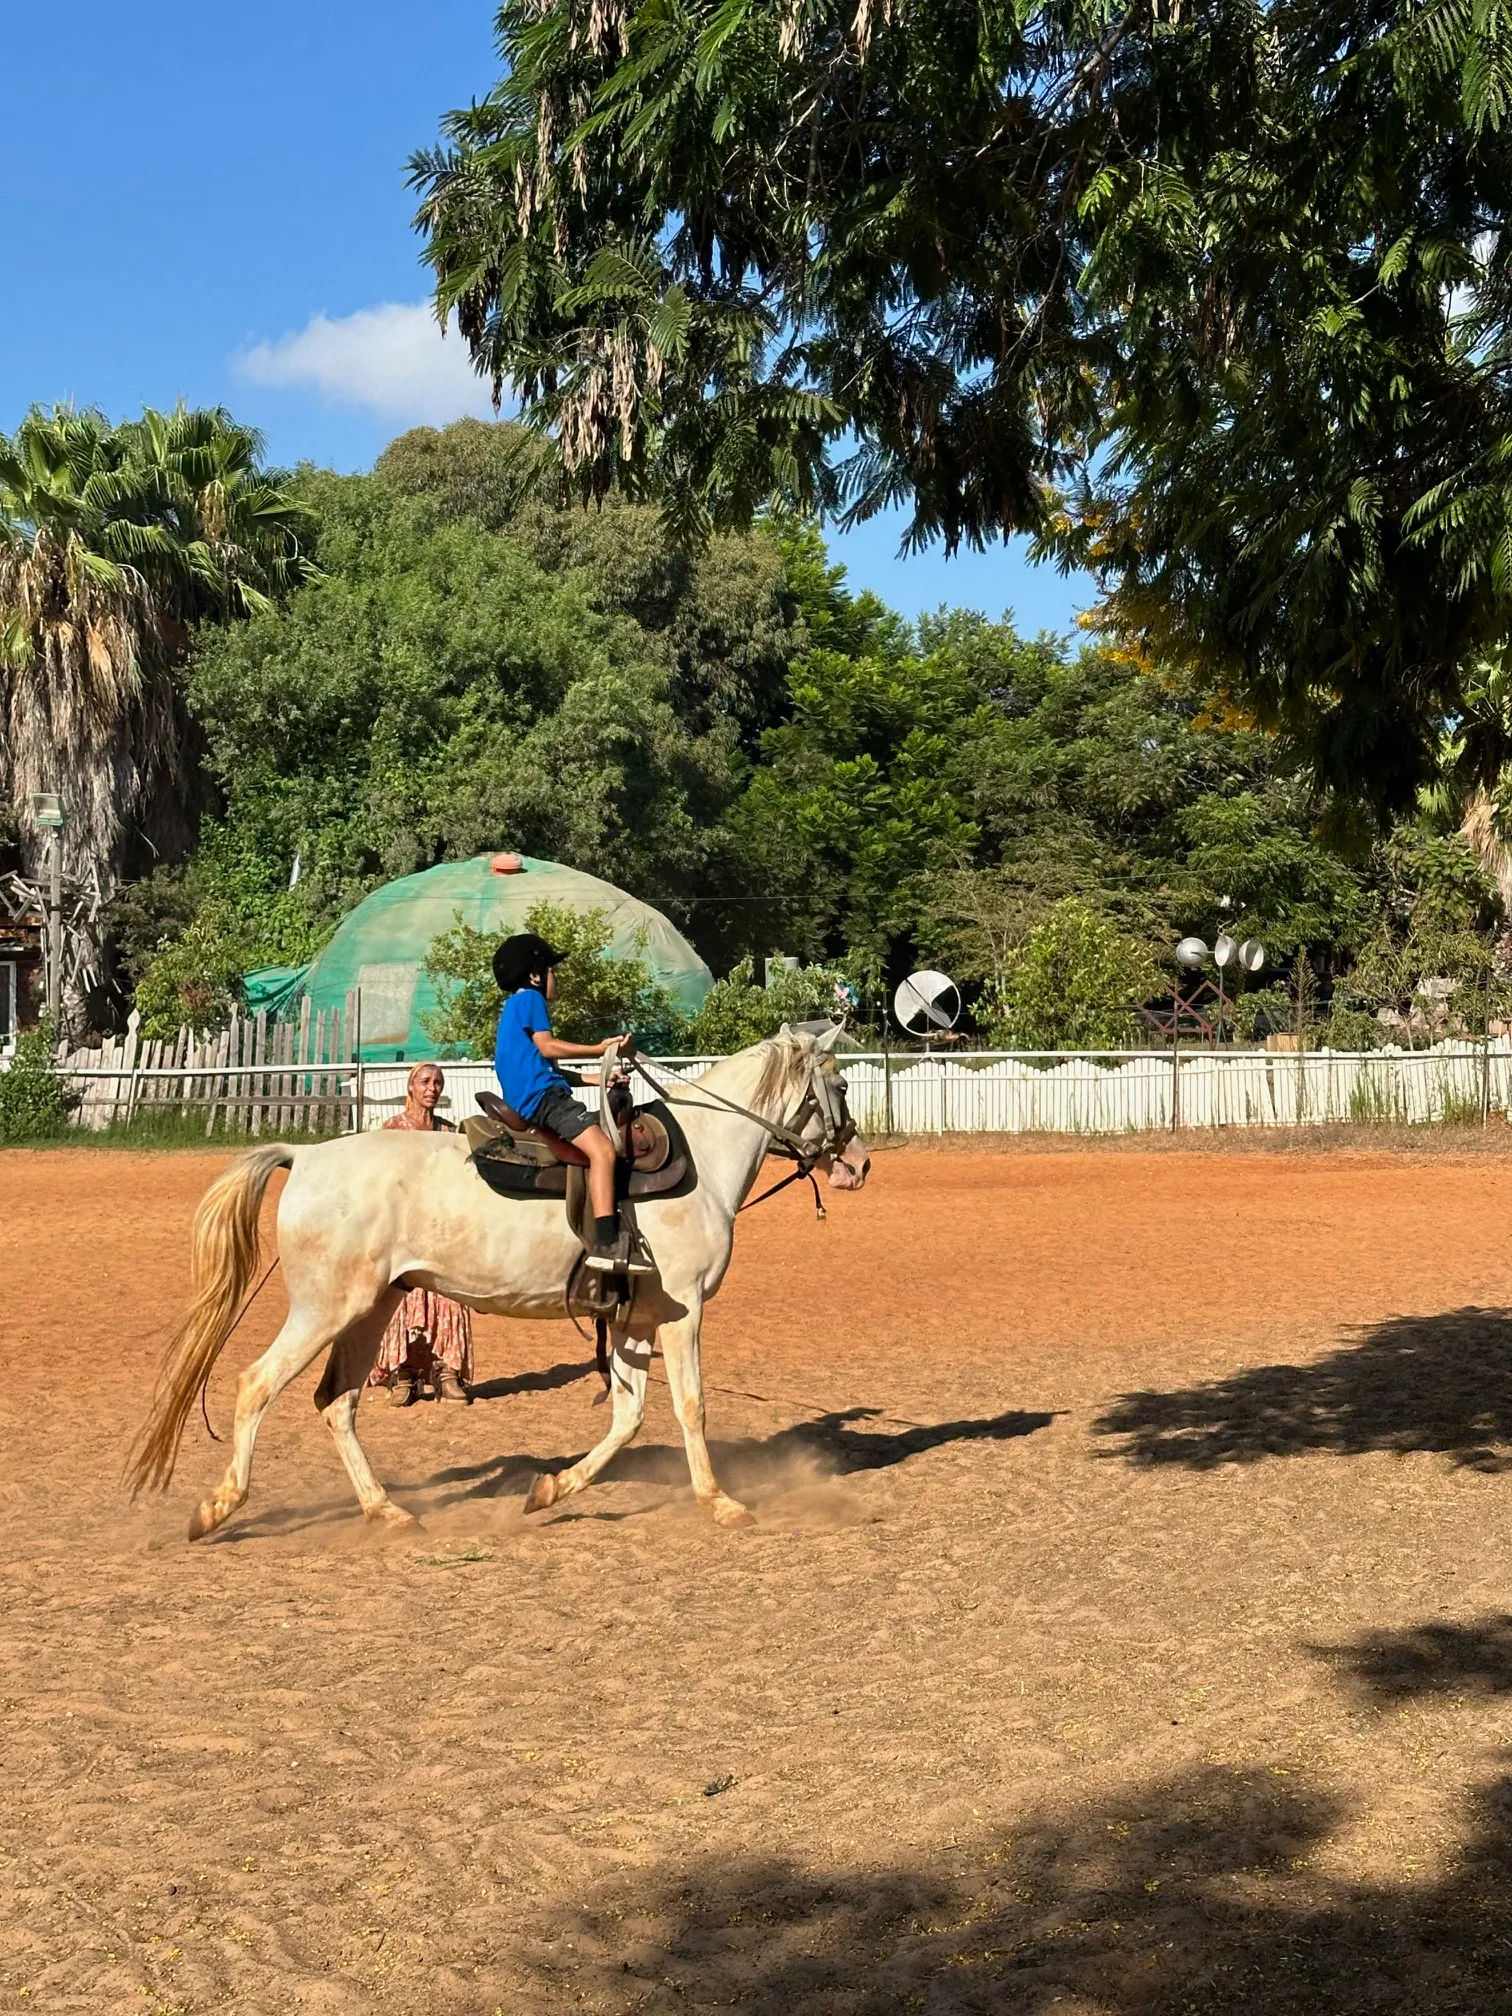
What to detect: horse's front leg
<box><xmin>658</xmin><ymin>1306</ymin><xmax>751</xmax><ymax>1527</ymax></box>
<box><xmin>524</xmin><ymin>1330</ymin><xmax>648</xmax><ymax>1514</ymax></box>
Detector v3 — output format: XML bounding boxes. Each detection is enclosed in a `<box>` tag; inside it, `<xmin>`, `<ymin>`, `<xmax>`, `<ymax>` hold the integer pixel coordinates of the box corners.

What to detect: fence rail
<box><xmin>44</xmin><ymin>997</ymin><xmax>361</xmax><ymax>1135</ymax></box>
<box><xmin>14</xmin><ymin>1026</ymin><xmax>1512</xmax><ymax>1137</ymax></box>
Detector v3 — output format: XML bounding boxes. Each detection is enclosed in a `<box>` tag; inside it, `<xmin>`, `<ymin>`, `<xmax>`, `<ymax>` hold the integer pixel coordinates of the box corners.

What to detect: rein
<box><xmin>630</xmin><ymin>1054</ymin><xmax>839</xmax><ymax>1222</ymax></box>
<box><xmin>629</xmin><ymin>1055</ymin><xmax>823</xmax><ymax>1161</ymax></box>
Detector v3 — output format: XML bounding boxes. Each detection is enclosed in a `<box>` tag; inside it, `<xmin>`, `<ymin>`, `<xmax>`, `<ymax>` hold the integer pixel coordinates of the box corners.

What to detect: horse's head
<box><xmin>774</xmin><ymin>1021</ymin><xmax>871</xmax><ymax>1190</ymax></box>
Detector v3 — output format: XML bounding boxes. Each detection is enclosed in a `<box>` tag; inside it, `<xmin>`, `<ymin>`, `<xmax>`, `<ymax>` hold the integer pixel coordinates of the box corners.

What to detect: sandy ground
<box><xmin>6</xmin><ymin>1141</ymin><xmax>1512</xmax><ymax>2012</ymax></box>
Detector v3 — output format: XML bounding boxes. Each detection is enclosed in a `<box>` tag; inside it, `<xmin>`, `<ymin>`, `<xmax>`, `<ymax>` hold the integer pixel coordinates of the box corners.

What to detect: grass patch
<box><xmin>0</xmin><ymin>1107</ymin><xmax>344</xmax><ymax>1152</ymax></box>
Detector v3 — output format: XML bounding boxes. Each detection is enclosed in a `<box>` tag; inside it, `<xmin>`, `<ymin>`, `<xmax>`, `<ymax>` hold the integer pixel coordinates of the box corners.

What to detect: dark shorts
<box><xmin>529</xmin><ymin>1082</ymin><xmax>596</xmax><ymax>1140</ymax></box>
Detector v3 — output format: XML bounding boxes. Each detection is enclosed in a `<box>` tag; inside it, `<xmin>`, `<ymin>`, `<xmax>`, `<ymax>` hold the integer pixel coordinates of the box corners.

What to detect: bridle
<box><xmin>630</xmin><ymin>1044</ymin><xmax>857</xmax><ymax>1217</ymax></box>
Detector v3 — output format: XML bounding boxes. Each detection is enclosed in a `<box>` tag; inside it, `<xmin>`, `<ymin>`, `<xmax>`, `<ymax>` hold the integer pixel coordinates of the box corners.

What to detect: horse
<box><xmin>126</xmin><ymin>1025</ymin><xmax>867</xmax><ymax>1538</ymax></box>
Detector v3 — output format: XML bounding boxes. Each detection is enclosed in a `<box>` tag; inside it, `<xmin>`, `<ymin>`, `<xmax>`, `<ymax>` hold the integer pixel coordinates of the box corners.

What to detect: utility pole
<box><xmin>47</xmin><ymin>829</ymin><xmax>61</xmax><ymax>1026</ymax></box>
<box><xmin>29</xmin><ymin>793</ymin><xmax>65</xmax><ymax>1031</ymax></box>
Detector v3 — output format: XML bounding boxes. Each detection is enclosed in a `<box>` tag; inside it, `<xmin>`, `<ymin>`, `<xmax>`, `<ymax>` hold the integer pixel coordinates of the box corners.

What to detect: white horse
<box><xmin>128</xmin><ymin>1027</ymin><xmax>866</xmax><ymax>1538</ymax></box>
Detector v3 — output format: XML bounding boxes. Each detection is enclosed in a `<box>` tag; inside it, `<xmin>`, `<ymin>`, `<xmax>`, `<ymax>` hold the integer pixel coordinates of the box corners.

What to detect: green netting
<box><xmin>242</xmin><ymin>965</ymin><xmax>310</xmax><ymax>1018</ymax></box>
<box><xmin>248</xmin><ymin>856</ymin><xmax>713</xmax><ymax>1059</ymax></box>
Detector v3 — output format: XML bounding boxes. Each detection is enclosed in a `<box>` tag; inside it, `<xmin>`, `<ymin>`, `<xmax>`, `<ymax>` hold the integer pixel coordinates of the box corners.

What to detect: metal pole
<box><xmin>1170</xmin><ymin>984</ymin><xmax>1180</xmax><ymax>1132</ymax></box>
<box><xmin>882</xmin><ymin>1015</ymin><xmax>894</xmax><ymax>1137</ymax></box>
<box><xmin>46</xmin><ymin>831</ymin><xmax>62</xmax><ymax>1028</ymax></box>
<box><xmin>1483</xmin><ymin>971</ymin><xmax>1493</xmax><ymax>1127</ymax></box>
<box><xmin>352</xmin><ymin>988</ymin><xmax>364</xmax><ymax>1134</ymax></box>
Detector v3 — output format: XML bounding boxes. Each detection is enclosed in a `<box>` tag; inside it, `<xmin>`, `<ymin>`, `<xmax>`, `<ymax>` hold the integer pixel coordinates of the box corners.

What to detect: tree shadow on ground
<box><xmin>1315</xmin><ymin>1613</ymin><xmax>1512</xmax><ymax>1706</ymax></box>
<box><xmin>421</xmin><ymin>1407</ymin><xmax>1054</xmax><ymax>1510</ymax></box>
<box><xmin>1095</xmin><ymin>1307</ymin><xmax>1512</xmax><ymax>1471</ymax></box>
<box><xmin>513</xmin><ymin>1762</ymin><xmax>1512</xmax><ymax>2013</ymax></box>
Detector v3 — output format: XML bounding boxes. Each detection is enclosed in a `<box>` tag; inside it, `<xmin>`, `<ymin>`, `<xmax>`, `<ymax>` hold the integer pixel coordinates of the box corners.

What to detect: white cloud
<box><xmin>235</xmin><ymin>302</ymin><xmax>502</xmax><ymax>426</ymax></box>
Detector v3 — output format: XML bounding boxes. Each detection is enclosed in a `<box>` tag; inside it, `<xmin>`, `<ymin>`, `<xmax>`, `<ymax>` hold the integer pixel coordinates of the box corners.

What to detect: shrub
<box><xmin>0</xmin><ymin>1023</ymin><xmax>80</xmax><ymax>1143</ymax></box>
<box><xmin>981</xmin><ymin>899</ymin><xmax>1158</xmax><ymax>1051</ymax></box>
<box><xmin>422</xmin><ymin>898</ymin><xmax>684</xmax><ymax>1056</ymax></box>
<box><xmin>685</xmin><ymin>956</ymin><xmax>850</xmax><ymax>1052</ymax></box>
<box><xmin>133</xmin><ymin>902</ymin><xmax>254</xmax><ymax>1039</ymax></box>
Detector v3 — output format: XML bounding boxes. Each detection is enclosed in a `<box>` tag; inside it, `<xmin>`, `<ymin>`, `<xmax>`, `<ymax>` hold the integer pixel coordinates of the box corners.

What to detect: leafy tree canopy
<box><xmin>412</xmin><ymin>0</ymin><xmax>1512</xmax><ymax>820</ymax></box>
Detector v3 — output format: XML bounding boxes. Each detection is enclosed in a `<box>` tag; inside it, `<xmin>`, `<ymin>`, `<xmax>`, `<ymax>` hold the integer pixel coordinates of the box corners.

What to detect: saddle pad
<box><xmin>468</xmin><ymin>1100</ymin><xmax>696</xmax><ymax>1202</ymax></box>
<box><xmin>470</xmin><ymin>1148</ymin><xmax>691</xmax><ymax>1201</ymax></box>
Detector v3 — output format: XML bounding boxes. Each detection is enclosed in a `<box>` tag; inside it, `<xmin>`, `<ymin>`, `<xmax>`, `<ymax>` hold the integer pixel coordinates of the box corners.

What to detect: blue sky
<box><xmin>4</xmin><ymin>0</ymin><xmax>1093</xmax><ymax>635</ymax></box>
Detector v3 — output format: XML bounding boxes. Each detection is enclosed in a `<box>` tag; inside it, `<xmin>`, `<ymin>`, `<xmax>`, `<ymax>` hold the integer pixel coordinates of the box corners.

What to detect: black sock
<box><xmin>594</xmin><ymin>1214</ymin><xmax>618</xmax><ymax>1246</ymax></box>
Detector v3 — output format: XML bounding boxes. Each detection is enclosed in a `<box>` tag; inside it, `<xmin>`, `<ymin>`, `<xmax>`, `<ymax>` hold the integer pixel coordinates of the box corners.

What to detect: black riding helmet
<box><xmin>492</xmin><ymin>931</ymin><xmax>567</xmax><ymax>994</ymax></box>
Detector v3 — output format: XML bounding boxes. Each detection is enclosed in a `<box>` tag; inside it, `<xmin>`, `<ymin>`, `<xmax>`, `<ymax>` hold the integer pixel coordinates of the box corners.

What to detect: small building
<box><xmin>244</xmin><ymin>853</ymin><xmax>714</xmax><ymax>1061</ymax></box>
<box><xmin>0</xmin><ymin>883</ymin><xmax>43</xmax><ymax>1047</ymax></box>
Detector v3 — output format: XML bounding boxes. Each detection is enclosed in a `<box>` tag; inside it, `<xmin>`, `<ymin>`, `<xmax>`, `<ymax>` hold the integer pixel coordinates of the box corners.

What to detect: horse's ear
<box><xmin>814</xmin><ymin>1021</ymin><xmax>844</xmax><ymax>1053</ymax></box>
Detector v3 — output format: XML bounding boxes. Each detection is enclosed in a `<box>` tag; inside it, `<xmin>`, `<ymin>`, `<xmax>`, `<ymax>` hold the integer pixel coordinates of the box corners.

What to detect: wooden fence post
<box><xmin>122</xmin><ymin>1010</ymin><xmax>142</xmax><ymax>1127</ymax></box>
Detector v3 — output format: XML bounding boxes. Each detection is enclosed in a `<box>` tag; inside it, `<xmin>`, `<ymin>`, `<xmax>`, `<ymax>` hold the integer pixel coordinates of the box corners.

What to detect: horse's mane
<box><xmin>701</xmin><ymin>1033</ymin><xmax>810</xmax><ymax>1113</ymax></box>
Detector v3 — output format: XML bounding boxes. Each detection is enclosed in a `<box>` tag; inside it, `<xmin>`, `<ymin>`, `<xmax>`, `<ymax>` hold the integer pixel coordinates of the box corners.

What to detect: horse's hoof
<box><xmin>366</xmin><ymin>1500</ymin><xmax>416</xmax><ymax>1528</ymax></box>
<box><xmin>711</xmin><ymin>1495</ymin><xmax>753</xmax><ymax>1528</ymax></box>
<box><xmin>187</xmin><ymin>1497</ymin><xmax>228</xmax><ymax>1541</ymax></box>
<box><xmin>523</xmin><ymin>1472</ymin><xmax>559</xmax><ymax>1515</ymax></box>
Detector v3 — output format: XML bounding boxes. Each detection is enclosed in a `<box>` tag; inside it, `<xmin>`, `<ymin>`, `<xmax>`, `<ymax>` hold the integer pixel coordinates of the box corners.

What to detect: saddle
<box><xmin>464</xmin><ymin>1088</ymin><xmax>693</xmax><ymax>1203</ymax></box>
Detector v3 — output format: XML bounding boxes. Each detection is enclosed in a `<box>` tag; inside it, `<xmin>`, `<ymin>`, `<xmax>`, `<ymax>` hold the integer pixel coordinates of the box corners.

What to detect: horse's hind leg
<box><xmin>188</xmin><ymin>1306</ymin><xmax>334</xmax><ymax>1541</ymax></box>
<box><xmin>314</xmin><ymin>1290</ymin><xmax>411</xmax><ymax>1526</ymax></box>
<box><xmin>524</xmin><ymin>1329</ymin><xmax>648</xmax><ymax>1514</ymax></box>
<box><xmin>659</xmin><ymin>1306</ymin><xmax>750</xmax><ymax>1527</ymax></box>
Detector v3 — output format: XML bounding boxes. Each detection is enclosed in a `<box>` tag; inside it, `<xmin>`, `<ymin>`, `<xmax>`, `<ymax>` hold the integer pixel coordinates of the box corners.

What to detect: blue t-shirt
<box><xmin>494</xmin><ymin>987</ymin><xmax>567</xmax><ymax>1121</ymax></box>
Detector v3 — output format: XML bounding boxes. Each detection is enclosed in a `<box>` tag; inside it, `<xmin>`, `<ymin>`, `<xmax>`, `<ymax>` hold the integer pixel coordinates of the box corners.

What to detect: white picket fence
<box><xmin>362</xmin><ymin>1040</ymin><xmax>1512</xmax><ymax>1137</ymax></box>
<box><xmin>15</xmin><ymin>1029</ymin><xmax>1512</xmax><ymax>1137</ymax></box>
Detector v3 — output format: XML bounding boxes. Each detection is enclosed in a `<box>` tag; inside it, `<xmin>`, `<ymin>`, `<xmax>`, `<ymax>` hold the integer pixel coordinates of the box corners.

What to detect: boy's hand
<box><xmin>599</xmin><ymin>1033</ymin><xmax>630</xmax><ymax>1055</ymax></box>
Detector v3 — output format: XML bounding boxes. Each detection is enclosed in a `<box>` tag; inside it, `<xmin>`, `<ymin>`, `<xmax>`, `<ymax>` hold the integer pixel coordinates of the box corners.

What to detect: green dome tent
<box><xmin>244</xmin><ymin>855</ymin><xmax>713</xmax><ymax>1060</ymax></box>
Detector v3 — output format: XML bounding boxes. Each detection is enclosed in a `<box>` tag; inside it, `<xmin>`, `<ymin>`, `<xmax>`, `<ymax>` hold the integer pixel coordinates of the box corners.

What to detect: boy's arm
<box><xmin>532</xmin><ymin>1031</ymin><xmax>626</xmax><ymax>1062</ymax></box>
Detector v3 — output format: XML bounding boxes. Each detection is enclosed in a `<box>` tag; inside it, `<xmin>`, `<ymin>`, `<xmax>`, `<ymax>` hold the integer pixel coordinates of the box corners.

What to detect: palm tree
<box><xmin>0</xmin><ymin>404</ymin><xmax>314</xmax><ymax>897</ymax></box>
<box><xmin>1416</xmin><ymin>651</ymin><xmax>1512</xmax><ymax>918</ymax></box>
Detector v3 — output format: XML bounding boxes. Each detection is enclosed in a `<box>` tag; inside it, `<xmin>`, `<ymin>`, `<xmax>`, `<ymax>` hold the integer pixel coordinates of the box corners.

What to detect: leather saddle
<box><xmin>465</xmin><ymin>1089</ymin><xmax>693</xmax><ymax>1202</ymax></box>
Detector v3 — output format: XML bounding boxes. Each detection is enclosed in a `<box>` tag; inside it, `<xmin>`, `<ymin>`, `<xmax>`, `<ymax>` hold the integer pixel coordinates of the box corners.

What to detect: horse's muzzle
<box><xmin>825</xmin><ymin>1135</ymin><xmax>871</xmax><ymax>1191</ymax></box>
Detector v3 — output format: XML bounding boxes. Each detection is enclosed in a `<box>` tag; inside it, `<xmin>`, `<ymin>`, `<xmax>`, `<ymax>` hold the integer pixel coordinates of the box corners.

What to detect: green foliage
<box><xmin>685</xmin><ymin>957</ymin><xmax>847</xmax><ymax>1052</ymax></box>
<box><xmin>412</xmin><ymin>0</ymin><xmax>1512</xmax><ymax>822</ymax></box>
<box><xmin>374</xmin><ymin>418</ymin><xmax>553</xmax><ymax>529</ymax></box>
<box><xmin>0</xmin><ymin>403</ymin><xmax>315</xmax><ymax>891</ymax></box>
<box><xmin>0</xmin><ymin>1022</ymin><xmax>79</xmax><ymax>1142</ymax></box>
<box><xmin>422</xmin><ymin>898</ymin><xmax>681</xmax><ymax>1057</ymax></box>
<box><xmin>980</xmin><ymin>900</ymin><xmax>1159</xmax><ymax>1053</ymax></box>
<box><xmin>133</xmin><ymin>902</ymin><xmax>256</xmax><ymax>1039</ymax></box>
<box><xmin>188</xmin><ymin>478</ymin><xmax>738</xmax><ymax>933</ymax></box>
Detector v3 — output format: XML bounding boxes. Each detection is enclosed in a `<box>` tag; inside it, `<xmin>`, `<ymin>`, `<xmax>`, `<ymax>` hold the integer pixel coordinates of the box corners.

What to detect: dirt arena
<box><xmin>7</xmin><ymin>1139</ymin><xmax>1512</xmax><ymax>2012</ymax></box>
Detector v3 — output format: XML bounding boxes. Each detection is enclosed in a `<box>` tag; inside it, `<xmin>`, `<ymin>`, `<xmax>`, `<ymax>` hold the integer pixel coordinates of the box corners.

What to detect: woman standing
<box><xmin>367</xmin><ymin>1062</ymin><xmax>474</xmax><ymax>1406</ymax></box>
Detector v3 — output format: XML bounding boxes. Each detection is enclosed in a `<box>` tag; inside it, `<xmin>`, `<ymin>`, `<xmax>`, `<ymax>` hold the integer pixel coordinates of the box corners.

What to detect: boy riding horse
<box><xmin>491</xmin><ymin>931</ymin><xmax>652</xmax><ymax>1274</ymax></box>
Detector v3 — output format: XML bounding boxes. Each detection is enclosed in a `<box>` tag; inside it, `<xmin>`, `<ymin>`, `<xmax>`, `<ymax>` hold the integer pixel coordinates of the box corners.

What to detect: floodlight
<box><xmin>1214</xmin><ymin>933</ymin><xmax>1237</xmax><ymax>968</ymax></box>
<box><xmin>1175</xmin><ymin>936</ymin><xmax>1209</xmax><ymax>969</ymax></box>
<box><xmin>1238</xmin><ymin>938</ymin><xmax>1266</xmax><ymax>974</ymax></box>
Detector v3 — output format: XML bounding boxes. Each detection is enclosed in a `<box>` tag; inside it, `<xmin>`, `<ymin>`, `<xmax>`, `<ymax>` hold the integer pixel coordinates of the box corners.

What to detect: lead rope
<box><xmin>739</xmin><ymin>1162</ymin><xmax>827</xmax><ymax>1221</ymax></box>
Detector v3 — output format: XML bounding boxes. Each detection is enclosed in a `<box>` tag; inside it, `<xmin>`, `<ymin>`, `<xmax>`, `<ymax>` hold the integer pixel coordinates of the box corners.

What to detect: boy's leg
<box><xmin>582</xmin><ymin>1128</ymin><xmax>617</xmax><ymax>1222</ymax></box>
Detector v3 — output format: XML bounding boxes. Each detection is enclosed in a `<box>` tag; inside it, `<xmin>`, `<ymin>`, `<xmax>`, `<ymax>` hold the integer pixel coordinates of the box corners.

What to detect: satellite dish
<box><xmin>1175</xmin><ymin>936</ymin><xmax>1210</xmax><ymax>970</ymax></box>
<box><xmin>893</xmin><ymin>969</ymin><xmax>961</xmax><ymax>1035</ymax></box>
<box><xmin>1238</xmin><ymin>938</ymin><xmax>1265</xmax><ymax>974</ymax></box>
<box><xmin>1214</xmin><ymin>933</ymin><xmax>1237</xmax><ymax>969</ymax></box>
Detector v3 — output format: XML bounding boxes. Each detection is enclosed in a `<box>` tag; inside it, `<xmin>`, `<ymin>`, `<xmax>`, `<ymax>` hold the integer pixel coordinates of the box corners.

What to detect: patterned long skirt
<box><xmin>367</xmin><ymin>1288</ymin><xmax>474</xmax><ymax>1387</ymax></box>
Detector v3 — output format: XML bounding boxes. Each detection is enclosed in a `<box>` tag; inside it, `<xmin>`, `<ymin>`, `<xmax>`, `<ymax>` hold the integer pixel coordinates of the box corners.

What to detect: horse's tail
<box><xmin>126</xmin><ymin>1145</ymin><xmax>294</xmax><ymax>1498</ymax></box>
